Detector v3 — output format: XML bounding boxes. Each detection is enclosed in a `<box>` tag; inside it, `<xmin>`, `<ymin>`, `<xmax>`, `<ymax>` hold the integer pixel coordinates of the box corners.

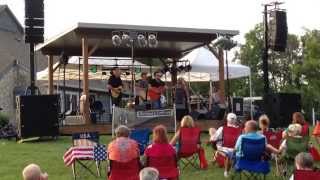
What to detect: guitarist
<box><xmin>107</xmin><ymin>67</ymin><xmax>123</xmax><ymax>107</ymax></box>
<box><xmin>135</xmin><ymin>72</ymin><xmax>149</xmax><ymax>105</ymax></box>
<box><xmin>148</xmin><ymin>71</ymin><xmax>166</xmax><ymax>109</ymax></box>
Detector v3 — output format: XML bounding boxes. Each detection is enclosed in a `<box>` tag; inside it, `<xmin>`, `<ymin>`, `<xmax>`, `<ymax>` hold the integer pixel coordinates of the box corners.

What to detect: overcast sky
<box><xmin>1</xmin><ymin>0</ymin><xmax>319</xmax><ymax>43</ymax></box>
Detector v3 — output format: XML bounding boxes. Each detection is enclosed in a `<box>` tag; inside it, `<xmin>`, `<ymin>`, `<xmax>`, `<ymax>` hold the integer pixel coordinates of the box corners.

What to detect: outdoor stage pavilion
<box><xmin>36</xmin><ymin>22</ymin><xmax>239</xmax><ymax>134</ymax></box>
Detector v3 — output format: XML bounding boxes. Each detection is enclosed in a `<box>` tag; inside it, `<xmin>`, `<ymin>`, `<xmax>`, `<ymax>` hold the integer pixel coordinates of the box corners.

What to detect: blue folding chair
<box><xmin>129</xmin><ymin>128</ymin><xmax>151</xmax><ymax>155</ymax></box>
<box><xmin>233</xmin><ymin>137</ymin><xmax>270</xmax><ymax>180</ymax></box>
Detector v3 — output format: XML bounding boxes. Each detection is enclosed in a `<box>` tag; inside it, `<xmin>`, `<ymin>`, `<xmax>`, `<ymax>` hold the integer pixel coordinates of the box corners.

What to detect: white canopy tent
<box><xmin>178</xmin><ymin>47</ymin><xmax>250</xmax><ymax>81</ymax></box>
<box><xmin>174</xmin><ymin>47</ymin><xmax>253</xmax><ymax>118</ymax></box>
<box><xmin>37</xmin><ymin>56</ymin><xmax>152</xmax><ymax>81</ymax></box>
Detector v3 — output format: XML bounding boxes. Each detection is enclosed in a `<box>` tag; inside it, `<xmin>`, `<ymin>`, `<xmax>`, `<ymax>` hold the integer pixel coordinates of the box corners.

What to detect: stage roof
<box><xmin>36</xmin><ymin>22</ymin><xmax>239</xmax><ymax>58</ymax></box>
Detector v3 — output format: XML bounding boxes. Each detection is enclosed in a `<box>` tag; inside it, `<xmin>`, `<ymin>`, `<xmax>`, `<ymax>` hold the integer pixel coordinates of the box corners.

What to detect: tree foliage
<box><xmin>234</xmin><ymin>24</ymin><xmax>320</xmax><ymax>118</ymax></box>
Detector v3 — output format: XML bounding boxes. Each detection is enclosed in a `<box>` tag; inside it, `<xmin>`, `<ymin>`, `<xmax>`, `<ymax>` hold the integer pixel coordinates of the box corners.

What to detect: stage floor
<box><xmin>59</xmin><ymin>119</ymin><xmax>225</xmax><ymax>135</ymax></box>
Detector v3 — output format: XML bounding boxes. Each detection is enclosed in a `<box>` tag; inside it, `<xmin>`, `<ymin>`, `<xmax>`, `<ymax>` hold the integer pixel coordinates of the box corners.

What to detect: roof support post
<box><xmin>217</xmin><ymin>48</ymin><xmax>225</xmax><ymax>104</ymax></box>
<box><xmin>48</xmin><ymin>55</ymin><xmax>54</xmax><ymax>94</ymax></box>
<box><xmin>82</xmin><ymin>36</ymin><xmax>91</xmax><ymax>124</ymax></box>
<box><xmin>207</xmin><ymin>46</ymin><xmax>226</xmax><ymax>105</ymax></box>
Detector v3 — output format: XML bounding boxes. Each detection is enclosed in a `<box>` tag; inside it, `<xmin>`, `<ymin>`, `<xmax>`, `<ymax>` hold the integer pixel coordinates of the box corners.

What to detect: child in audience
<box><xmin>22</xmin><ymin>164</ymin><xmax>48</xmax><ymax>180</ymax></box>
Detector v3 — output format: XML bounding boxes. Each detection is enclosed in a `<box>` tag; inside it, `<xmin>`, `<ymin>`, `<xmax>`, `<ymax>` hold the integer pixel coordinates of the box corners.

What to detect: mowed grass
<box><xmin>0</xmin><ymin>134</ymin><xmax>318</xmax><ymax>180</ymax></box>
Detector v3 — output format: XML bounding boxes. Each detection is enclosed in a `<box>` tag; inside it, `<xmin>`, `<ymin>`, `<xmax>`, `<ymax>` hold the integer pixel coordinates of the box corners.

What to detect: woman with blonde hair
<box><xmin>258</xmin><ymin>114</ymin><xmax>270</xmax><ymax>133</ymax></box>
<box><xmin>170</xmin><ymin>115</ymin><xmax>195</xmax><ymax>145</ymax></box>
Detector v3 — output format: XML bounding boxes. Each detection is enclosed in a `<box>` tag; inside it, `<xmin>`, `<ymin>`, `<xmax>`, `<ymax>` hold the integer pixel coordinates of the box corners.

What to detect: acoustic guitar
<box><xmin>148</xmin><ymin>86</ymin><xmax>165</xmax><ymax>101</ymax></box>
<box><xmin>111</xmin><ymin>86</ymin><xmax>122</xmax><ymax>98</ymax></box>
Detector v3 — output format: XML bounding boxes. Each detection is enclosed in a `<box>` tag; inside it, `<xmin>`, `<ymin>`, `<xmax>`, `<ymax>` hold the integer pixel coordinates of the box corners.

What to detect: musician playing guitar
<box><xmin>148</xmin><ymin>71</ymin><xmax>166</xmax><ymax>109</ymax></box>
<box><xmin>135</xmin><ymin>72</ymin><xmax>149</xmax><ymax>105</ymax></box>
<box><xmin>107</xmin><ymin>67</ymin><xmax>123</xmax><ymax>107</ymax></box>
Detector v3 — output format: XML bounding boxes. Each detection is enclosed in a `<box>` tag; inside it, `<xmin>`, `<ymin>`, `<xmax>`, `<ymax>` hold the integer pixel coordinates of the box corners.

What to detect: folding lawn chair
<box><xmin>129</xmin><ymin>128</ymin><xmax>151</xmax><ymax>155</ymax></box>
<box><xmin>108</xmin><ymin>158</ymin><xmax>141</xmax><ymax>180</ymax></box>
<box><xmin>71</xmin><ymin>132</ymin><xmax>106</xmax><ymax>180</ymax></box>
<box><xmin>214</xmin><ymin>126</ymin><xmax>242</xmax><ymax>168</ymax></box>
<box><xmin>293</xmin><ymin>169</ymin><xmax>320</xmax><ymax>179</ymax></box>
<box><xmin>233</xmin><ymin>137</ymin><xmax>270</xmax><ymax>180</ymax></box>
<box><xmin>147</xmin><ymin>155</ymin><xmax>179</xmax><ymax>180</ymax></box>
<box><xmin>276</xmin><ymin>136</ymin><xmax>309</xmax><ymax>179</ymax></box>
<box><xmin>178</xmin><ymin>127</ymin><xmax>201</xmax><ymax>170</ymax></box>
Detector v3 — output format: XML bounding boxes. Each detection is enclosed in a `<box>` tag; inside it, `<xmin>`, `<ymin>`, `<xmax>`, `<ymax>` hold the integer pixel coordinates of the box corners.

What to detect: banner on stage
<box><xmin>136</xmin><ymin>109</ymin><xmax>174</xmax><ymax>118</ymax></box>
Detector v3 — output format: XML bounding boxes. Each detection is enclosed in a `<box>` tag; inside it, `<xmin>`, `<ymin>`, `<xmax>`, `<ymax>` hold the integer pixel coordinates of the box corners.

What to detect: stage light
<box><xmin>178</xmin><ymin>65</ymin><xmax>185</xmax><ymax>72</ymax></box>
<box><xmin>185</xmin><ymin>65</ymin><xmax>192</xmax><ymax>72</ymax></box>
<box><xmin>137</xmin><ymin>34</ymin><xmax>147</xmax><ymax>47</ymax></box>
<box><xmin>148</xmin><ymin>33</ymin><xmax>158</xmax><ymax>48</ymax></box>
<box><xmin>122</xmin><ymin>33</ymin><xmax>131</xmax><ymax>47</ymax></box>
<box><xmin>112</xmin><ymin>34</ymin><xmax>122</xmax><ymax>46</ymax></box>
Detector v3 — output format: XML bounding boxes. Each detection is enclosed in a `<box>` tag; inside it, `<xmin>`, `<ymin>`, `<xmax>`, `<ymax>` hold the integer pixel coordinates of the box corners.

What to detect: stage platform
<box><xmin>59</xmin><ymin>119</ymin><xmax>225</xmax><ymax>135</ymax></box>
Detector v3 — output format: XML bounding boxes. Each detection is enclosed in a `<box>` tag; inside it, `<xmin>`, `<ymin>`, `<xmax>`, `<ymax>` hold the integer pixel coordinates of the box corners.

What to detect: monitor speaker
<box><xmin>268</xmin><ymin>10</ymin><xmax>288</xmax><ymax>52</ymax></box>
<box><xmin>263</xmin><ymin>93</ymin><xmax>301</xmax><ymax>128</ymax></box>
<box><xmin>16</xmin><ymin>95</ymin><xmax>59</xmax><ymax>139</ymax></box>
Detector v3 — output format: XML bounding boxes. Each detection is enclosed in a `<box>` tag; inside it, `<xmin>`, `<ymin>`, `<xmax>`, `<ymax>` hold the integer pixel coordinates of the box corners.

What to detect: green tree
<box><xmin>293</xmin><ymin>30</ymin><xmax>320</xmax><ymax>118</ymax></box>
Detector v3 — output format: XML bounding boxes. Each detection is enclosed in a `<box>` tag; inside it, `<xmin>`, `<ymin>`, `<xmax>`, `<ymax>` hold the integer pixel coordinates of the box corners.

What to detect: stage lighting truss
<box><xmin>111</xmin><ymin>31</ymin><xmax>158</xmax><ymax>48</ymax></box>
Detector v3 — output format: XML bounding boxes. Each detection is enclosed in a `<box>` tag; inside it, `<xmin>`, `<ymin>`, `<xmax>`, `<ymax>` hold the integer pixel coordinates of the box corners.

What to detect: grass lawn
<box><xmin>0</xmin><ymin>134</ymin><xmax>318</xmax><ymax>180</ymax></box>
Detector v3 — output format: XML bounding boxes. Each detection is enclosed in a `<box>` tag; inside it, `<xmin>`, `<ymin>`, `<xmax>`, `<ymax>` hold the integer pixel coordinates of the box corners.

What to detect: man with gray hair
<box><xmin>139</xmin><ymin>167</ymin><xmax>159</xmax><ymax>180</ymax></box>
<box><xmin>208</xmin><ymin>113</ymin><xmax>240</xmax><ymax>177</ymax></box>
<box><xmin>108</xmin><ymin>125</ymin><xmax>139</xmax><ymax>163</ymax></box>
<box><xmin>289</xmin><ymin>152</ymin><xmax>315</xmax><ymax>180</ymax></box>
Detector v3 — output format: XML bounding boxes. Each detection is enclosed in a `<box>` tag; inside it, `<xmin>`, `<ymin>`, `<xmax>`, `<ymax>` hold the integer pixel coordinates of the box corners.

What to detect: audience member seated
<box><xmin>258</xmin><ymin>114</ymin><xmax>270</xmax><ymax>133</ymax></box>
<box><xmin>209</xmin><ymin>113</ymin><xmax>241</xmax><ymax>177</ymax></box>
<box><xmin>108</xmin><ymin>125</ymin><xmax>140</xmax><ymax>162</ymax></box>
<box><xmin>290</xmin><ymin>152</ymin><xmax>315</xmax><ymax>180</ymax></box>
<box><xmin>283</xmin><ymin>112</ymin><xmax>309</xmax><ymax>139</ymax></box>
<box><xmin>279</xmin><ymin>124</ymin><xmax>302</xmax><ymax>154</ymax></box>
<box><xmin>235</xmin><ymin>120</ymin><xmax>279</xmax><ymax>159</ymax></box>
<box><xmin>170</xmin><ymin>115</ymin><xmax>197</xmax><ymax>147</ymax></box>
<box><xmin>139</xmin><ymin>167</ymin><xmax>159</xmax><ymax>180</ymax></box>
<box><xmin>22</xmin><ymin>164</ymin><xmax>48</xmax><ymax>180</ymax></box>
<box><xmin>144</xmin><ymin>125</ymin><xmax>179</xmax><ymax>180</ymax></box>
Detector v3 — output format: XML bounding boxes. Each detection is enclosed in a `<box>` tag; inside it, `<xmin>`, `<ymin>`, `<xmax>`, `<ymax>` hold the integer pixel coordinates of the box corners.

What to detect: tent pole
<box><xmin>48</xmin><ymin>55</ymin><xmax>54</xmax><ymax>94</ymax></box>
<box><xmin>82</xmin><ymin>36</ymin><xmax>91</xmax><ymax>124</ymax></box>
<box><xmin>249</xmin><ymin>72</ymin><xmax>253</xmax><ymax>119</ymax></box>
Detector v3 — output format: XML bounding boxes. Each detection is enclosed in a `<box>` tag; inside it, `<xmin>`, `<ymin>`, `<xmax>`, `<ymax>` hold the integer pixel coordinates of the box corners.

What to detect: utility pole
<box><xmin>263</xmin><ymin>4</ymin><xmax>270</xmax><ymax>96</ymax></box>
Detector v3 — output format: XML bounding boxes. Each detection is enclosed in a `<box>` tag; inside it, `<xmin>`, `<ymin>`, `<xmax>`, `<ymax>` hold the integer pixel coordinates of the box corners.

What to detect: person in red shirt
<box><xmin>144</xmin><ymin>125</ymin><xmax>179</xmax><ymax>180</ymax></box>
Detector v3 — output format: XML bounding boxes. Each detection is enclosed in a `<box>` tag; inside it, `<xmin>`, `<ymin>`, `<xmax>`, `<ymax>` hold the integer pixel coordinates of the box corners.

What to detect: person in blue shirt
<box><xmin>235</xmin><ymin>120</ymin><xmax>279</xmax><ymax>158</ymax></box>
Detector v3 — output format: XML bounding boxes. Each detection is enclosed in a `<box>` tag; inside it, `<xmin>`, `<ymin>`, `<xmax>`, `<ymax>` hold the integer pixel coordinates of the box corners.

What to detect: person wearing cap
<box><xmin>22</xmin><ymin>164</ymin><xmax>48</xmax><ymax>180</ymax></box>
<box><xmin>209</xmin><ymin>113</ymin><xmax>240</xmax><ymax>177</ymax></box>
<box><xmin>107</xmin><ymin>67</ymin><xmax>123</xmax><ymax>107</ymax></box>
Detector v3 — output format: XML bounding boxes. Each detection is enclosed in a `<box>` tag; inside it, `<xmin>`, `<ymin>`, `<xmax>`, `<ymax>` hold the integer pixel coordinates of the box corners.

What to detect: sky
<box><xmin>0</xmin><ymin>0</ymin><xmax>319</xmax><ymax>44</ymax></box>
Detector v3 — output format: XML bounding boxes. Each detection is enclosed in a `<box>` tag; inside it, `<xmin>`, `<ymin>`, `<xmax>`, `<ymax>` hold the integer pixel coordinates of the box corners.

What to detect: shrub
<box><xmin>0</xmin><ymin>112</ymin><xmax>9</xmax><ymax>128</ymax></box>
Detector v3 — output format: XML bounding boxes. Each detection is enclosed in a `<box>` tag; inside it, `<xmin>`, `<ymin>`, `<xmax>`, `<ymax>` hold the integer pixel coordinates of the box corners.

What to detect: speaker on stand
<box><xmin>268</xmin><ymin>10</ymin><xmax>288</xmax><ymax>52</ymax></box>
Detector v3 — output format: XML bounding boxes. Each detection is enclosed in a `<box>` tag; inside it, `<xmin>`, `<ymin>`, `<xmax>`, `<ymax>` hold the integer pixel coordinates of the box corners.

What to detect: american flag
<box><xmin>63</xmin><ymin>146</ymin><xmax>94</xmax><ymax>167</ymax></box>
<box><xmin>63</xmin><ymin>145</ymin><xmax>107</xmax><ymax>167</ymax></box>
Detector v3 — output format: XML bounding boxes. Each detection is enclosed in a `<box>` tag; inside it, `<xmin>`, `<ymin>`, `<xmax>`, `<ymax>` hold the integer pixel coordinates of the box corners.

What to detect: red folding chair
<box><xmin>263</xmin><ymin>130</ymin><xmax>282</xmax><ymax>149</ymax></box>
<box><xmin>214</xmin><ymin>126</ymin><xmax>242</xmax><ymax>167</ymax></box>
<box><xmin>147</xmin><ymin>156</ymin><xmax>179</xmax><ymax>180</ymax></box>
<box><xmin>178</xmin><ymin>127</ymin><xmax>201</xmax><ymax>170</ymax></box>
<box><xmin>294</xmin><ymin>169</ymin><xmax>320</xmax><ymax>179</ymax></box>
<box><xmin>108</xmin><ymin>158</ymin><xmax>140</xmax><ymax>180</ymax></box>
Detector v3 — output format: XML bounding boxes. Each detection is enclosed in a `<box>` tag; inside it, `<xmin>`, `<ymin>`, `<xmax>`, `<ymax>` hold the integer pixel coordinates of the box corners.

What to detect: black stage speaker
<box><xmin>268</xmin><ymin>10</ymin><xmax>287</xmax><ymax>52</ymax></box>
<box><xmin>232</xmin><ymin>97</ymin><xmax>244</xmax><ymax>116</ymax></box>
<box><xmin>24</xmin><ymin>0</ymin><xmax>44</xmax><ymax>43</ymax></box>
<box><xmin>16</xmin><ymin>95</ymin><xmax>59</xmax><ymax>139</ymax></box>
<box><xmin>263</xmin><ymin>93</ymin><xmax>301</xmax><ymax>128</ymax></box>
